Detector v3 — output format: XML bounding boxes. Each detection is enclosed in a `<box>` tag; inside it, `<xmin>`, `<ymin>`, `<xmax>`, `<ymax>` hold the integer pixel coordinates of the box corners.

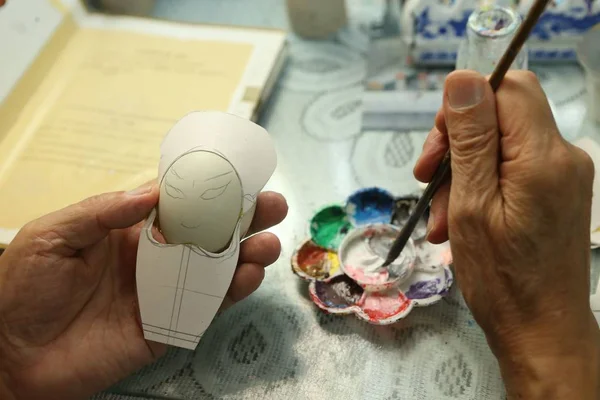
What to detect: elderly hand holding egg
<box><xmin>0</xmin><ymin>181</ymin><xmax>287</xmax><ymax>400</ymax></box>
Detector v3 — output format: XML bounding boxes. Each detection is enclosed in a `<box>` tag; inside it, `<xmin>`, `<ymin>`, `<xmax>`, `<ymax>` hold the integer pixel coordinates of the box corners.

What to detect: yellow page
<box><xmin>0</xmin><ymin>28</ymin><xmax>253</xmax><ymax>231</ymax></box>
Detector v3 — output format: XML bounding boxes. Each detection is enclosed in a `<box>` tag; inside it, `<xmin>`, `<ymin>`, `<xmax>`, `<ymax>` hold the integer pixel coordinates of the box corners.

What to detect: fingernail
<box><xmin>426</xmin><ymin>211</ymin><xmax>434</xmax><ymax>239</ymax></box>
<box><xmin>127</xmin><ymin>184</ymin><xmax>153</xmax><ymax>196</ymax></box>
<box><xmin>447</xmin><ymin>75</ymin><xmax>485</xmax><ymax>110</ymax></box>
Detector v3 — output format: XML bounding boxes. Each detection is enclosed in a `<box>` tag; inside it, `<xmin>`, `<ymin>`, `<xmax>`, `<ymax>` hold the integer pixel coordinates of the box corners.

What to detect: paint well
<box><xmin>313</xmin><ymin>275</ymin><xmax>364</xmax><ymax>309</ymax></box>
<box><xmin>292</xmin><ymin>240</ymin><xmax>340</xmax><ymax>280</ymax></box>
<box><xmin>413</xmin><ymin>237</ymin><xmax>452</xmax><ymax>273</ymax></box>
<box><xmin>391</xmin><ymin>196</ymin><xmax>428</xmax><ymax>240</ymax></box>
<box><xmin>345</xmin><ymin>187</ymin><xmax>395</xmax><ymax>226</ymax></box>
<box><xmin>310</xmin><ymin>205</ymin><xmax>352</xmax><ymax>250</ymax></box>
<box><xmin>339</xmin><ymin>224</ymin><xmax>416</xmax><ymax>290</ymax></box>
<box><xmin>405</xmin><ymin>279</ymin><xmax>443</xmax><ymax>299</ymax></box>
<box><xmin>359</xmin><ymin>290</ymin><xmax>410</xmax><ymax>321</ymax></box>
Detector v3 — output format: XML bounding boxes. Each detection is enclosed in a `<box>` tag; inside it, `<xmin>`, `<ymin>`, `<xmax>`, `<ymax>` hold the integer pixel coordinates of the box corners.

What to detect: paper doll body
<box><xmin>136</xmin><ymin>111</ymin><xmax>277</xmax><ymax>350</ymax></box>
<box><xmin>137</xmin><ymin>209</ymin><xmax>241</xmax><ymax>349</ymax></box>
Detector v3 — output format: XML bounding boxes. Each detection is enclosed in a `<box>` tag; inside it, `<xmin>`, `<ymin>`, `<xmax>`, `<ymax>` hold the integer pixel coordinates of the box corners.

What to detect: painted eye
<box><xmin>200</xmin><ymin>182</ymin><xmax>229</xmax><ymax>200</ymax></box>
<box><xmin>165</xmin><ymin>182</ymin><xmax>186</xmax><ymax>199</ymax></box>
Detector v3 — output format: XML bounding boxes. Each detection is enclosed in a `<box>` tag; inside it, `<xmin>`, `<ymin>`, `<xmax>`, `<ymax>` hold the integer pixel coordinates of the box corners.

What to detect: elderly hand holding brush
<box><xmin>415</xmin><ymin>69</ymin><xmax>600</xmax><ymax>399</ymax></box>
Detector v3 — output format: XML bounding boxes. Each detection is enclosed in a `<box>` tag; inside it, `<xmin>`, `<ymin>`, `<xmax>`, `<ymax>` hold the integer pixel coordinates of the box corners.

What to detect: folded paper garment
<box><xmin>136</xmin><ymin>111</ymin><xmax>277</xmax><ymax>350</ymax></box>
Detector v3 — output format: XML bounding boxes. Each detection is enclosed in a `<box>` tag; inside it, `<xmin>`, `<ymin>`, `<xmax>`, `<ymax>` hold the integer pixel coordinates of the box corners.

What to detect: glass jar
<box><xmin>286</xmin><ymin>0</ymin><xmax>347</xmax><ymax>39</ymax></box>
<box><xmin>456</xmin><ymin>6</ymin><xmax>528</xmax><ymax>75</ymax></box>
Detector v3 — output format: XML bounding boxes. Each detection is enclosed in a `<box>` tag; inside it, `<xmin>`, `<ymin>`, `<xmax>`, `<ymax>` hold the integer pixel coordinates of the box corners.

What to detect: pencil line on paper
<box><xmin>169</xmin><ymin>248</ymin><xmax>186</xmax><ymax>332</ymax></box>
<box><xmin>143</xmin><ymin>329</ymin><xmax>199</xmax><ymax>344</ymax></box>
<box><xmin>175</xmin><ymin>248</ymin><xmax>192</xmax><ymax>330</ymax></box>
<box><xmin>158</xmin><ymin>286</ymin><xmax>223</xmax><ymax>299</ymax></box>
<box><xmin>142</xmin><ymin>323</ymin><xmax>200</xmax><ymax>338</ymax></box>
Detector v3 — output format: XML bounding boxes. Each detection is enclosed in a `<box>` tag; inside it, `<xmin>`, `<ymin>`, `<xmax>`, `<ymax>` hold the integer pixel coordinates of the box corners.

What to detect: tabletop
<box><xmin>92</xmin><ymin>1</ymin><xmax>600</xmax><ymax>399</ymax></box>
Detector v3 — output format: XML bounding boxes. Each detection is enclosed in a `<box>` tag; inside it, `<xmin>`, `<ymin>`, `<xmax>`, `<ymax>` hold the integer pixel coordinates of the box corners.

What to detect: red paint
<box><xmin>363</xmin><ymin>228</ymin><xmax>377</xmax><ymax>238</ymax></box>
<box><xmin>360</xmin><ymin>291</ymin><xmax>411</xmax><ymax>321</ymax></box>
<box><xmin>309</xmin><ymin>289</ymin><xmax>324</xmax><ymax>308</ymax></box>
<box><xmin>295</xmin><ymin>241</ymin><xmax>332</xmax><ymax>278</ymax></box>
<box><xmin>297</xmin><ymin>241</ymin><xmax>326</xmax><ymax>264</ymax></box>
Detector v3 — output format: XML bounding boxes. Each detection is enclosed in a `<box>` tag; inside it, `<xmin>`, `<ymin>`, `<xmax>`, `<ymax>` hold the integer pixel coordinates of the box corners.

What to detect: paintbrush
<box><xmin>381</xmin><ymin>0</ymin><xmax>551</xmax><ymax>268</ymax></box>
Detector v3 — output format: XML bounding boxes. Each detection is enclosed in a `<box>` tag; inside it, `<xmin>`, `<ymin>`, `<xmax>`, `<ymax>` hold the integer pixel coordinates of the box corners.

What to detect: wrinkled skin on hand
<box><xmin>415</xmin><ymin>70</ymin><xmax>600</xmax><ymax>399</ymax></box>
<box><xmin>0</xmin><ymin>182</ymin><xmax>287</xmax><ymax>400</ymax></box>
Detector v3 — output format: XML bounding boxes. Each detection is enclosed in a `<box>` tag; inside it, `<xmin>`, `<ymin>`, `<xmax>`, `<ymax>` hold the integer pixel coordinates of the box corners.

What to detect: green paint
<box><xmin>310</xmin><ymin>205</ymin><xmax>352</xmax><ymax>250</ymax></box>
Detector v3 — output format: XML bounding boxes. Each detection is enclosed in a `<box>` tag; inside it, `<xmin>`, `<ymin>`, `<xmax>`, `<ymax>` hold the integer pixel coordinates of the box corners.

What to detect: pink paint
<box><xmin>363</xmin><ymin>228</ymin><xmax>377</xmax><ymax>238</ymax></box>
<box><xmin>339</xmin><ymin>224</ymin><xmax>416</xmax><ymax>289</ymax></box>
<box><xmin>360</xmin><ymin>291</ymin><xmax>410</xmax><ymax>321</ymax></box>
<box><xmin>415</xmin><ymin>240</ymin><xmax>453</xmax><ymax>269</ymax></box>
<box><xmin>344</xmin><ymin>264</ymin><xmax>389</xmax><ymax>285</ymax></box>
<box><xmin>441</xmin><ymin>249</ymin><xmax>453</xmax><ymax>265</ymax></box>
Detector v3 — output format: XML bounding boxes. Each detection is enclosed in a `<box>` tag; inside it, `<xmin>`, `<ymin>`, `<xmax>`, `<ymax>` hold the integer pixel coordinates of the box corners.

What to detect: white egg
<box><xmin>158</xmin><ymin>150</ymin><xmax>243</xmax><ymax>252</ymax></box>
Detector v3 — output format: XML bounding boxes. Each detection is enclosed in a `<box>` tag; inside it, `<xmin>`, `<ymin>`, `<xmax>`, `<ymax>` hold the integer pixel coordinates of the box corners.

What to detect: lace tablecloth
<box><xmin>93</xmin><ymin>1</ymin><xmax>600</xmax><ymax>399</ymax></box>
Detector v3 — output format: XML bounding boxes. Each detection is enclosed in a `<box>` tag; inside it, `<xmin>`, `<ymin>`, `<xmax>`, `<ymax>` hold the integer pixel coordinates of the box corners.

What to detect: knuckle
<box><xmin>449</xmin><ymin>123</ymin><xmax>496</xmax><ymax>159</ymax></box>
<box><xmin>80</xmin><ymin>193</ymin><xmax>104</xmax><ymax>208</ymax></box>
<box><xmin>78</xmin><ymin>193</ymin><xmax>112</xmax><ymax>215</ymax></box>
<box><xmin>575</xmin><ymin>147</ymin><xmax>595</xmax><ymax>184</ymax></box>
<box><xmin>532</xmin><ymin>143</ymin><xmax>579</xmax><ymax>192</ymax></box>
<box><xmin>17</xmin><ymin>220</ymin><xmax>38</xmax><ymax>238</ymax></box>
<box><xmin>18</xmin><ymin>222</ymin><xmax>63</xmax><ymax>255</ymax></box>
<box><xmin>450</xmin><ymin>198</ymin><xmax>486</xmax><ymax>227</ymax></box>
<box><xmin>507</xmin><ymin>70</ymin><xmax>540</xmax><ymax>86</ymax></box>
<box><xmin>551</xmin><ymin>145</ymin><xmax>578</xmax><ymax>176</ymax></box>
<box><xmin>426</xmin><ymin>128</ymin><xmax>449</xmax><ymax>154</ymax></box>
<box><xmin>498</xmin><ymin>71</ymin><xmax>543</xmax><ymax>107</ymax></box>
<box><xmin>519</xmin><ymin>70</ymin><xmax>540</xmax><ymax>85</ymax></box>
<box><xmin>32</xmin><ymin>232</ymin><xmax>61</xmax><ymax>255</ymax></box>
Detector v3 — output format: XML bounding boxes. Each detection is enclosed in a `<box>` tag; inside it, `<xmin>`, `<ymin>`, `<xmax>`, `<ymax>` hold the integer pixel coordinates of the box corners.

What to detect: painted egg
<box><xmin>158</xmin><ymin>150</ymin><xmax>243</xmax><ymax>252</ymax></box>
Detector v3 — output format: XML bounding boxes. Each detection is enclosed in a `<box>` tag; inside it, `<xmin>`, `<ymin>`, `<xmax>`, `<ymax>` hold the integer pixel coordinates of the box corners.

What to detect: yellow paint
<box><xmin>326</xmin><ymin>251</ymin><xmax>340</xmax><ymax>276</ymax></box>
<box><xmin>0</xmin><ymin>25</ymin><xmax>253</xmax><ymax>231</ymax></box>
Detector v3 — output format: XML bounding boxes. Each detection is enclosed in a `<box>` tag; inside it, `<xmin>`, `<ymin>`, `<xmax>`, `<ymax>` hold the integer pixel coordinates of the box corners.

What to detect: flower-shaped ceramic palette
<box><xmin>292</xmin><ymin>187</ymin><xmax>453</xmax><ymax>325</ymax></box>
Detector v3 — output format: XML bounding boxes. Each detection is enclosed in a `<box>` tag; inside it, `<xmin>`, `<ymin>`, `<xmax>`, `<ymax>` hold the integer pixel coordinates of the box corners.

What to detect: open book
<box><xmin>0</xmin><ymin>0</ymin><xmax>287</xmax><ymax>247</ymax></box>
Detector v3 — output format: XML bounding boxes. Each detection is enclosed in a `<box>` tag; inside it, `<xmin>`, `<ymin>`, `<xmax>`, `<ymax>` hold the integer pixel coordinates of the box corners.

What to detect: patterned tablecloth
<box><xmin>92</xmin><ymin>1</ymin><xmax>600</xmax><ymax>399</ymax></box>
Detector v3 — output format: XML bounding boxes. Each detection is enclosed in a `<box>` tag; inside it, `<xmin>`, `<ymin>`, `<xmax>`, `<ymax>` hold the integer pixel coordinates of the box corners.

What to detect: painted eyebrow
<box><xmin>170</xmin><ymin>167</ymin><xmax>183</xmax><ymax>179</ymax></box>
<box><xmin>204</xmin><ymin>171</ymin><xmax>233</xmax><ymax>181</ymax></box>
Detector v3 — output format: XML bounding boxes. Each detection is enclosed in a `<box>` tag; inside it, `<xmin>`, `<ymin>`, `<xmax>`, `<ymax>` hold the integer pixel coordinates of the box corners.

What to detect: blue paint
<box><xmin>406</xmin><ymin>278</ymin><xmax>442</xmax><ymax>300</ymax></box>
<box><xmin>436</xmin><ymin>268</ymin><xmax>453</xmax><ymax>297</ymax></box>
<box><xmin>345</xmin><ymin>187</ymin><xmax>395</xmax><ymax>226</ymax></box>
<box><xmin>444</xmin><ymin>268</ymin><xmax>453</xmax><ymax>288</ymax></box>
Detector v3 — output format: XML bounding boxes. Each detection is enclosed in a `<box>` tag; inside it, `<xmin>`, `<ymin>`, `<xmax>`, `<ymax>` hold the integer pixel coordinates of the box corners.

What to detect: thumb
<box><xmin>25</xmin><ymin>182</ymin><xmax>158</xmax><ymax>252</ymax></box>
<box><xmin>444</xmin><ymin>70</ymin><xmax>499</xmax><ymax>198</ymax></box>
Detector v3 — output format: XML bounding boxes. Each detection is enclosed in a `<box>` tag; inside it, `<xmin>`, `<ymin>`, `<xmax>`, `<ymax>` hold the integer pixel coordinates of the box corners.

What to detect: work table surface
<box><xmin>93</xmin><ymin>1</ymin><xmax>600</xmax><ymax>399</ymax></box>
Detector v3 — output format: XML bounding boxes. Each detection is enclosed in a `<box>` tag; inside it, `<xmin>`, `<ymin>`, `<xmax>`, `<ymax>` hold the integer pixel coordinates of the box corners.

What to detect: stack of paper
<box><xmin>0</xmin><ymin>0</ymin><xmax>287</xmax><ymax>247</ymax></box>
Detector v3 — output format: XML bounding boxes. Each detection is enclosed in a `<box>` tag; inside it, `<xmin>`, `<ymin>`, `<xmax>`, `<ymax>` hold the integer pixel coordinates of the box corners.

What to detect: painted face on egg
<box><xmin>158</xmin><ymin>151</ymin><xmax>243</xmax><ymax>253</ymax></box>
